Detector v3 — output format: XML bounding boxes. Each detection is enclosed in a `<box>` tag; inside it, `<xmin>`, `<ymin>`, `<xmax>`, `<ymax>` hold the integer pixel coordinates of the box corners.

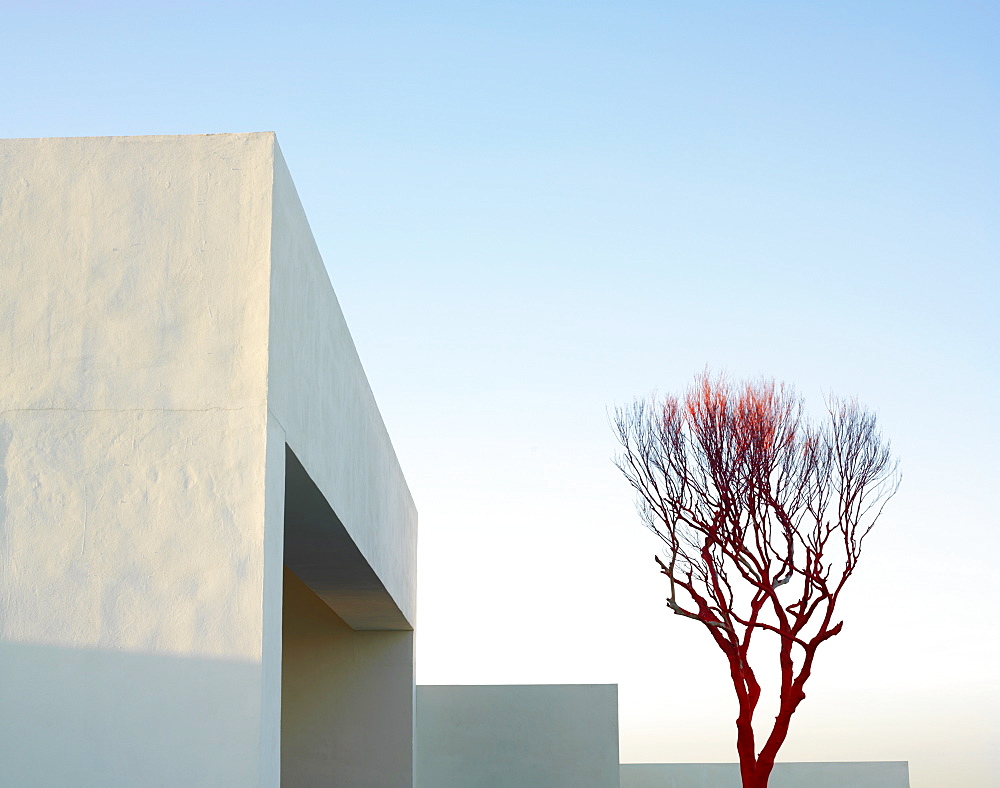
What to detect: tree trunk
<box><xmin>735</xmin><ymin>717</ymin><xmax>760</xmax><ymax>787</ymax></box>
<box><xmin>748</xmin><ymin>683</ymin><xmax>806</xmax><ymax>786</ymax></box>
<box><xmin>747</xmin><ymin>759</ymin><xmax>775</xmax><ymax>787</ymax></box>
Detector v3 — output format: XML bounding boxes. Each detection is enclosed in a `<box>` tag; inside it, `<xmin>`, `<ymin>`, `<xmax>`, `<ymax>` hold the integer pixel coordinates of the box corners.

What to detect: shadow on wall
<box><xmin>0</xmin><ymin>641</ymin><xmax>263</xmax><ymax>787</ymax></box>
<box><xmin>281</xmin><ymin>566</ymin><xmax>414</xmax><ymax>788</ymax></box>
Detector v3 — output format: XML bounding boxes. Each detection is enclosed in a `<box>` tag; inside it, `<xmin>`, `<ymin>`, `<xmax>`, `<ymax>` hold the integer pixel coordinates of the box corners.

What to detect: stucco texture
<box><xmin>0</xmin><ymin>133</ymin><xmax>417</xmax><ymax>786</ymax></box>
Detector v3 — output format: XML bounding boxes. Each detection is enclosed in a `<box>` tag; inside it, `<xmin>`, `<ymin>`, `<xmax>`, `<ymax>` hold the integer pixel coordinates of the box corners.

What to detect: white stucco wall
<box><xmin>0</xmin><ymin>133</ymin><xmax>275</xmax><ymax>786</ymax></box>
<box><xmin>0</xmin><ymin>133</ymin><xmax>417</xmax><ymax>786</ymax></box>
<box><xmin>416</xmin><ymin>684</ymin><xmax>621</xmax><ymax>788</ymax></box>
<box><xmin>619</xmin><ymin>761</ymin><xmax>910</xmax><ymax>787</ymax></box>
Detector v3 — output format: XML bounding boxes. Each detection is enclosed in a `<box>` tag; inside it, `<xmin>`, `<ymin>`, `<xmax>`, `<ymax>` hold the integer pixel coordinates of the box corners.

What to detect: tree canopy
<box><xmin>614</xmin><ymin>372</ymin><xmax>899</xmax><ymax>788</ymax></box>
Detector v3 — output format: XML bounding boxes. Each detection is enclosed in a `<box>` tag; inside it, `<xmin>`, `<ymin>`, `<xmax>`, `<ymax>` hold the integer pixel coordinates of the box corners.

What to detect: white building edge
<box><xmin>0</xmin><ymin>133</ymin><xmax>907</xmax><ymax>787</ymax></box>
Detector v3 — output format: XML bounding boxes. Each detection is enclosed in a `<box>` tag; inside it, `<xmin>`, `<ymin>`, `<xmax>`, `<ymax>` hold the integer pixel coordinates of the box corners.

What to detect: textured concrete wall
<box><xmin>0</xmin><ymin>133</ymin><xmax>417</xmax><ymax>786</ymax></box>
<box><xmin>620</xmin><ymin>761</ymin><xmax>910</xmax><ymax>787</ymax></box>
<box><xmin>416</xmin><ymin>684</ymin><xmax>620</xmax><ymax>788</ymax></box>
<box><xmin>0</xmin><ymin>133</ymin><xmax>275</xmax><ymax>786</ymax></box>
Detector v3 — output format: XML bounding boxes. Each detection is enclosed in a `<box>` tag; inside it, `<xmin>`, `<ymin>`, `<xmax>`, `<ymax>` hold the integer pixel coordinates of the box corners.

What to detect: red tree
<box><xmin>614</xmin><ymin>373</ymin><xmax>899</xmax><ymax>788</ymax></box>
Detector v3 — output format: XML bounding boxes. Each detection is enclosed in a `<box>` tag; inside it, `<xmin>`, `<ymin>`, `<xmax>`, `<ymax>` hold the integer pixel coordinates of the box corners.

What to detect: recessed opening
<box><xmin>279</xmin><ymin>446</ymin><xmax>414</xmax><ymax>785</ymax></box>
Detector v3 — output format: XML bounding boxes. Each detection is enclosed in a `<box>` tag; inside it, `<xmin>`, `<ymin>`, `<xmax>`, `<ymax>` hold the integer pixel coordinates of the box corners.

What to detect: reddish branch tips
<box><xmin>614</xmin><ymin>372</ymin><xmax>898</xmax><ymax>787</ymax></box>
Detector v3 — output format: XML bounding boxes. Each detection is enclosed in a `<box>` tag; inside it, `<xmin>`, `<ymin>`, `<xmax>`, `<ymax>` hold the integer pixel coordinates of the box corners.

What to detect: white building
<box><xmin>0</xmin><ymin>132</ymin><xmax>416</xmax><ymax>786</ymax></box>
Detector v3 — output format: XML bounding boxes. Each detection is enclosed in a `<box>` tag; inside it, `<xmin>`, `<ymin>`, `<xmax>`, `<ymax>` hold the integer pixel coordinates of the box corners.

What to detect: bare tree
<box><xmin>614</xmin><ymin>372</ymin><xmax>899</xmax><ymax>788</ymax></box>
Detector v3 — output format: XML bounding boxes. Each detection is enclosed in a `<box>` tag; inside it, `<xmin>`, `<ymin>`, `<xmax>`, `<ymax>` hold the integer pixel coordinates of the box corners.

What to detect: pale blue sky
<box><xmin>4</xmin><ymin>2</ymin><xmax>998</xmax><ymax>785</ymax></box>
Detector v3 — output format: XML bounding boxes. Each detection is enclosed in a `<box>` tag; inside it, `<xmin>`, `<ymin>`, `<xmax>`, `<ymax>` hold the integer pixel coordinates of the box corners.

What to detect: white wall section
<box><xmin>268</xmin><ymin>142</ymin><xmax>417</xmax><ymax>629</ymax></box>
<box><xmin>416</xmin><ymin>684</ymin><xmax>621</xmax><ymax>788</ymax></box>
<box><xmin>619</xmin><ymin>761</ymin><xmax>910</xmax><ymax>787</ymax></box>
<box><xmin>0</xmin><ymin>133</ymin><xmax>417</xmax><ymax>786</ymax></box>
<box><xmin>281</xmin><ymin>567</ymin><xmax>414</xmax><ymax>786</ymax></box>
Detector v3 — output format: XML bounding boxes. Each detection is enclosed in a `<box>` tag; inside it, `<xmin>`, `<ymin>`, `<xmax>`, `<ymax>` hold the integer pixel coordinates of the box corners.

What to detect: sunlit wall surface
<box><xmin>0</xmin><ymin>134</ymin><xmax>417</xmax><ymax>786</ymax></box>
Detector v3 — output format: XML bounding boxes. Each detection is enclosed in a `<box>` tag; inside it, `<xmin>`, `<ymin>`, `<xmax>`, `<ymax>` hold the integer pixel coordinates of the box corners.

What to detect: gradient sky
<box><xmin>4</xmin><ymin>2</ymin><xmax>998</xmax><ymax>785</ymax></box>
